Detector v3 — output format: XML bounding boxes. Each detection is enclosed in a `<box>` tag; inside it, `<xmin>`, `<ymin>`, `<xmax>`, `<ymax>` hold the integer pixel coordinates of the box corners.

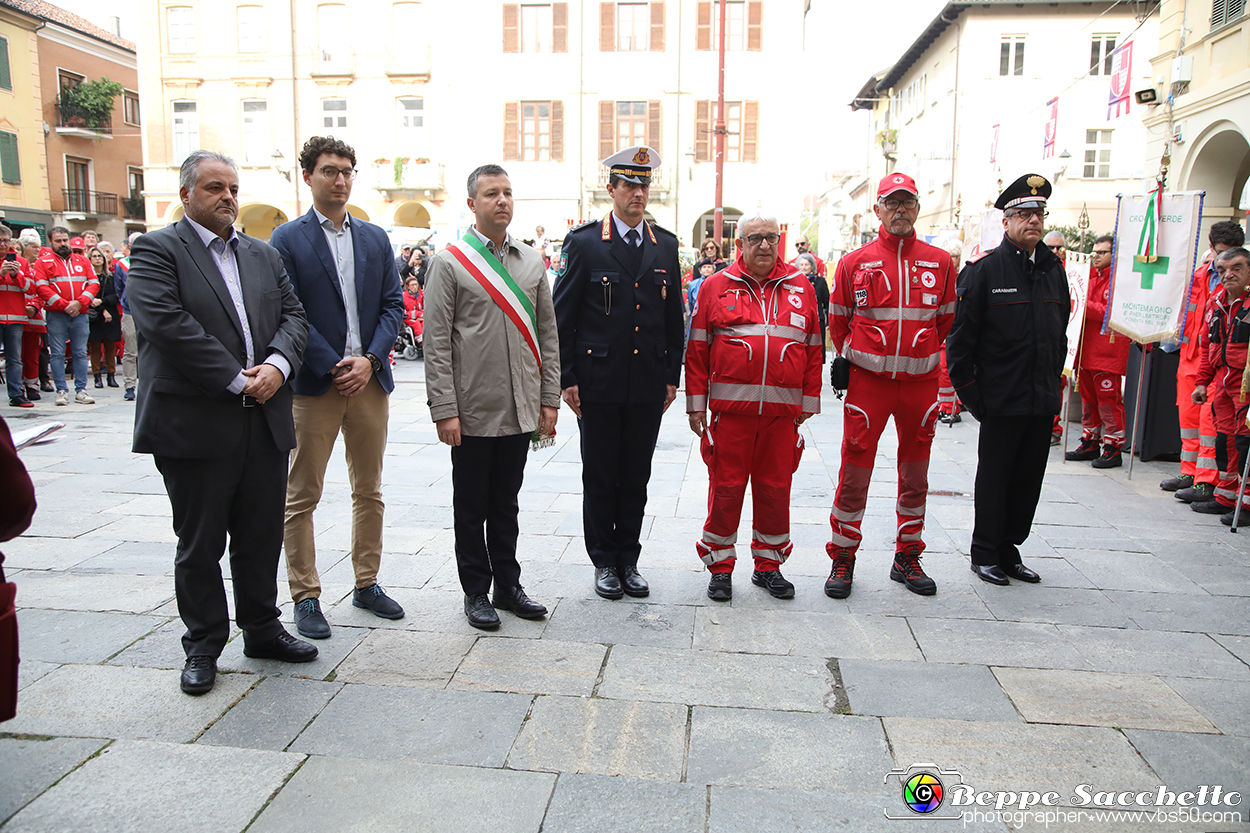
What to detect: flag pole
<box><xmin>1126</xmin><ymin>346</ymin><xmax>1147</xmax><ymax>481</ymax></box>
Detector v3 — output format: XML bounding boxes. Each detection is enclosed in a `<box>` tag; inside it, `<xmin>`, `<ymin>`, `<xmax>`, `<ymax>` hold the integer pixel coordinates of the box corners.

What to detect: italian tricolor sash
<box><xmin>447</xmin><ymin>233</ymin><xmax>541</xmax><ymax>367</ymax></box>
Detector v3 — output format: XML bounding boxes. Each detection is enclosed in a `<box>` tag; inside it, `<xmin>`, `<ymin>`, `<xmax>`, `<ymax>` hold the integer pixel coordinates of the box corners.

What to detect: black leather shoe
<box><xmin>294</xmin><ymin>598</ymin><xmax>331</xmax><ymax>639</ymax></box>
<box><xmin>1192</xmin><ymin>498</ymin><xmax>1228</xmax><ymax>515</ymax></box>
<box><xmin>620</xmin><ymin>566</ymin><xmax>650</xmax><ymax>597</ymax></box>
<box><xmin>751</xmin><ymin>569</ymin><xmax>795</xmax><ymax>599</ymax></box>
<box><xmin>243</xmin><ymin>630</ymin><xmax>318</xmax><ymax>662</ymax></box>
<box><xmin>1003</xmin><ymin>564</ymin><xmax>1041</xmax><ymax>583</ymax></box>
<box><xmin>353</xmin><ymin>584</ymin><xmax>405</xmax><ymax>619</ymax></box>
<box><xmin>180</xmin><ymin>655</ymin><xmax>216</xmax><ymax>695</ymax></box>
<box><xmin>1160</xmin><ymin>474</ymin><xmax>1193</xmax><ymax>492</ymax></box>
<box><xmin>971</xmin><ymin>564</ymin><xmax>1010</xmax><ymax>585</ymax></box>
<box><xmin>492</xmin><ymin>585</ymin><xmax>548</xmax><ymax>619</ymax></box>
<box><xmin>890</xmin><ymin>546</ymin><xmax>937</xmax><ymax>596</ymax></box>
<box><xmin>824</xmin><ymin>548</ymin><xmax>855</xmax><ymax>599</ymax></box>
<box><xmin>464</xmin><ymin>593</ymin><xmax>500</xmax><ymax>629</ymax></box>
<box><xmin>1176</xmin><ymin>483</ymin><xmax>1215</xmax><ymax>503</ymax></box>
<box><xmin>595</xmin><ymin>566</ymin><xmax>624</xmax><ymax>600</ymax></box>
<box><xmin>707</xmin><ymin>572</ymin><xmax>732</xmax><ymax>601</ymax></box>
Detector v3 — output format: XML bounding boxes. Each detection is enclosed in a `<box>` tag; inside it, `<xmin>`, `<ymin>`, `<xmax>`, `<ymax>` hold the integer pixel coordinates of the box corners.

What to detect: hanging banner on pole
<box><xmin>1063</xmin><ymin>251</ymin><xmax>1091</xmax><ymax>376</ymax></box>
<box><xmin>1043</xmin><ymin>98</ymin><xmax>1058</xmax><ymax>158</ymax></box>
<box><xmin>1106</xmin><ymin>190</ymin><xmax>1204</xmax><ymax>343</ymax></box>
<box><xmin>1107</xmin><ymin>41</ymin><xmax>1134</xmax><ymax>120</ymax></box>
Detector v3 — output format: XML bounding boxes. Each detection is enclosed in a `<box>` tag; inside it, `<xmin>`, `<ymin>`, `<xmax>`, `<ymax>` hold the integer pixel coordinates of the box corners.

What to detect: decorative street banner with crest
<box><xmin>1063</xmin><ymin>251</ymin><xmax>1091</xmax><ymax>376</ymax></box>
<box><xmin>1107</xmin><ymin>42</ymin><xmax>1134</xmax><ymax>120</ymax></box>
<box><xmin>1043</xmin><ymin>98</ymin><xmax>1058</xmax><ymax>158</ymax></box>
<box><xmin>1106</xmin><ymin>190</ymin><xmax>1204</xmax><ymax>343</ymax></box>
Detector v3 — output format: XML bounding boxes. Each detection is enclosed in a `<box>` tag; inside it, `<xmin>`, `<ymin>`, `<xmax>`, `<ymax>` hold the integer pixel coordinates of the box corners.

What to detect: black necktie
<box><xmin>625</xmin><ymin>229</ymin><xmax>640</xmax><ymax>247</ymax></box>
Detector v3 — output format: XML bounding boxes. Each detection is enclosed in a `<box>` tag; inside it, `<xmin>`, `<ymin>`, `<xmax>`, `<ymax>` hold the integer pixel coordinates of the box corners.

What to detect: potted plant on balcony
<box><xmin>876</xmin><ymin>129</ymin><xmax>899</xmax><ymax>155</ymax></box>
<box><xmin>59</xmin><ymin>78</ymin><xmax>125</xmax><ymax>130</ymax></box>
<box><xmin>393</xmin><ymin>157</ymin><xmax>409</xmax><ymax>186</ymax></box>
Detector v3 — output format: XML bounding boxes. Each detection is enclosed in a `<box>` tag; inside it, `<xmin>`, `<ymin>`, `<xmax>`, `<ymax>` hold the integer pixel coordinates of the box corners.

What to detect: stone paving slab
<box><xmin>599</xmin><ymin>645</ymin><xmax>834</xmax><ymax>711</ymax></box>
<box><xmin>248</xmin><ymin>755</ymin><xmax>555</xmax><ymax>833</ymax></box>
<box><xmin>319</xmin><ymin>551</ymin><xmax>448</xmax><ymax>589</ymax></box>
<box><xmin>73</xmin><ymin>541</ymin><xmax>176</xmax><ymax>576</ymax></box>
<box><xmin>840</xmin><ymin>658</ymin><xmax>1022</xmax><ymax>722</ymax></box>
<box><xmin>2</xmin><ymin>739</ymin><xmax>301</xmax><ymax>833</ymax></box>
<box><xmin>686</xmin><ymin>706</ymin><xmax>891</xmax><ymax>794</ymax></box>
<box><xmin>196</xmin><ymin>676</ymin><xmax>342</xmax><ymax>752</ymax></box>
<box><xmin>1160</xmin><ymin>676</ymin><xmax>1250</xmax><ymax>737</ymax></box>
<box><xmin>0</xmin><ymin>737</ymin><xmax>108</xmax><ymax>824</ymax></box>
<box><xmin>107</xmin><ymin>618</ymin><xmax>217</xmax><ymax>670</ymax></box>
<box><xmin>693</xmin><ymin>608</ymin><xmax>923</xmax><ymax>661</ymax></box>
<box><xmin>17</xmin><ymin>659</ymin><xmax>59</xmax><ymax>690</ymax></box>
<box><xmin>15</xmin><ymin>609</ymin><xmax>168</xmax><ymax>665</ymax></box>
<box><xmin>883</xmin><ymin>717</ymin><xmax>1163</xmax><ymax>796</ymax></box>
<box><xmin>839</xmin><ymin>578</ymin><xmax>998</xmax><ymax>620</ymax></box>
<box><xmin>1057</xmin><ymin>549</ymin><xmax>1210</xmax><ymax>594</ymax></box>
<box><xmin>542</xmin><ymin>598</ymin><xmax>697</xmax><ymax>648</ymax></box>
<box><xmin>450</xmin><ymin>637</ymin><xmax>607</xmax><ymax>696</ymax></box>
<box><xmin>14</xmin><ymin>571</ymin><xmax>174</xmax><ymax>614</ymax></box>
<box><xmin>909</xmin><ymin>617</ymin><xmax>1094</xmax><ymax>670</ymax></box>
<box><xmin>991</xmin><ymin>667</ymin><xmax>1217</xmax><ymax>732</ymax></box>
<box><xmin>1124</xmin><ymin>729</ymin><xmax>1250</xmax><ymax>798</ymax></box>
<box><xmin>1105</xmin><ymin>590</ymin><xmax>1250</xmax><ymax>635</ymax></box>
<box><xmin>541</xmin><ymin>772</ymin><xmax>707</xmax><ymax>833</ymax></box>
<box><xmin>330</xmin><ymin>627</ymin><xmax>473</xmax><ymax>688</ymax></box>
<box><xmin>0</xmin><ymin>536</ymin><xmax>122</xmax><ymax>571</ymax></box>
<box><xmin>1212</xmin><ymin>633</ymin><xmax>1250</xmax><ymax>666</ymax></box>
<box><xmin>506</xmin><ymin>694</ymin><xmax>688</xmax><ymax>781</ymax></box>
<box><xmin>1058</xmin><ymin>624</ymin><xmax>1250</xmax><ymax>679</ymax></box>
<box><xmin>218</xmin><ymin>623</ymin><xmax>369</xmax><ymax>680</ymax></box>
<box><xmin>4</xmin><ymin>664</ymin><xmax>256</xmax><ymax>742</ymax></box>
<box><xmin>707</xmin><ymin>785</ymin><xmax>1010</xmax><ymax>832</ymax></box>
<box><xmin>288</xmin><ymin>683</ymin><xmax>531</xmax><ymax>765</ymax></box>
<box><xmin>972</xmin><ymin>585</ymin><xmax>1134</xmax><ymax>628</ymax></box>
<box><xmin>324</xmin><ymin>585</ymin><xmax>552</xmax><ymax>637</ymax></box>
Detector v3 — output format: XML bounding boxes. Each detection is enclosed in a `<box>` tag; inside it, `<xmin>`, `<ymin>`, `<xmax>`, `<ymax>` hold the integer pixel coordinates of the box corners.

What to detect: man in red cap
<box><xmin>823</xmin><ymin>173</ymin><xmax>956</xmax><ymax>599</ymax></box>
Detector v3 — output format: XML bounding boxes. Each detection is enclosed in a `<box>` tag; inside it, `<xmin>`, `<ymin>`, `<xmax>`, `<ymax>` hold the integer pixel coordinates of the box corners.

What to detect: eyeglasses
<box><xmin>1008</xmin><ymin>209</ymin><xmax>1048</xmax><ymax>220</ymax></box>
<box><xmin>318</xmin><ymin>165</ymin><xmax>357</xmax><ymax>182</ymax></box>
<box><xmin>796</xmin><ymin>241</ymin><xmax>809</xmax><ymax>248</ymax></box>
<box><xmin>879</xmin><ymin>197</ymin><xmax>919</xmax><ymax>211</ymax></box>
<box><xmin>744</xmin><ymin>233</ymin><xmax>780</xmax><ymax>247</ymax></box>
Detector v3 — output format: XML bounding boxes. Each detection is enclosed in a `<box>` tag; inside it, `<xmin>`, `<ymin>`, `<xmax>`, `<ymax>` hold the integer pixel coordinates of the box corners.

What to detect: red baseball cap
<box><xmin>70</xmin><ymin>237</ymin><xmax>86</xmax><ymax>250</ymax></box>
<box><xmin>877</xmin><ymin>173</ymin><xmax>919</xmax><ymax>199</ymax></box>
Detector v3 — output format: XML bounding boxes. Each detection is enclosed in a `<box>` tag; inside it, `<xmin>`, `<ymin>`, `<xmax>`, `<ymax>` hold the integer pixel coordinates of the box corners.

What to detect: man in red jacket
<box><xmin>1191</xmin><ymin>247</ymin><xmax>1250</xmax><ymax>524</ymax></box>
<box><xmin>1066</xmin><ymin>236</ymin><xmax>1129</xmax><ymax>467</ymax></box>
<box><xmin>34</xmin><ymin>227</ymin><xmax>97</xmax><ymax>405</ymax></box>
<box><xmin>1166</xmin><ymin>221</ymin><xmax>1244</xmax><ymax>501</ymax></box>
<box><xmin>686</xmin><ymin>213</ymin><xmax>823</xmax><ymax>601</ymax></box>
<box><xmin>825</xmin><ymin>173</ymin><xmax>956</xmax><ymax>598</ymax></box>
<box><xmin>0</xmin><ymin>225</ymin><xmax>33</xmax><ymax>408</ymax></box>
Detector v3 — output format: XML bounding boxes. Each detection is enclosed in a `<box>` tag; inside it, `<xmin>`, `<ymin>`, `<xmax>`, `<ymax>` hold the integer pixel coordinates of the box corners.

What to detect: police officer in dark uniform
<box><xmin>946</xmin><ymin>174</ymin><xmax>1069</xmax><ymax>586</ymax></box>
<box><xmin>553</xmin><ymin>145</ymin><xmax>685</xmax><ymax>599</ymax></box>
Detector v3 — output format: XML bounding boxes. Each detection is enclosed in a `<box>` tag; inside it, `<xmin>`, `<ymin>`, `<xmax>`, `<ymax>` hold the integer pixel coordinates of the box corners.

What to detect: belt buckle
<box><xmin>242</xmin><ymin>394</ymin><xmax>257</xmax><ymax>408</ymax></box>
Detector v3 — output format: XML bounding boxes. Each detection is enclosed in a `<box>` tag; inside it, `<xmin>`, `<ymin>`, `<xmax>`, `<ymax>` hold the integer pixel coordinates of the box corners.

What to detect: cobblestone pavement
<box><xmin>2</xmin><ymin>359</ymin><xmax>1248</xmax><ymax>832</ymax></box>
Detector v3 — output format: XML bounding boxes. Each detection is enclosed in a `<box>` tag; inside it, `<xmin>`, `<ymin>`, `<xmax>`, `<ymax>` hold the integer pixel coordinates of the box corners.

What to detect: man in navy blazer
<box><xmin>269</xmin><ymin>136</ymin><xmax>405</xmax><ymax>639</ymax></box>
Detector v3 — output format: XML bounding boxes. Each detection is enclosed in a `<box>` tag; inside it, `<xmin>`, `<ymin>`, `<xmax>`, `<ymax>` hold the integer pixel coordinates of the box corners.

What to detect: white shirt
<box><xmin>184</xmin><ymin>216</ymin><xmax>291</xmax><ymax>394</ymax></box>
<box><xmin>313</xmin><ymin>207</ymin><xmax>362</xmax><ymax>359</ymax></box>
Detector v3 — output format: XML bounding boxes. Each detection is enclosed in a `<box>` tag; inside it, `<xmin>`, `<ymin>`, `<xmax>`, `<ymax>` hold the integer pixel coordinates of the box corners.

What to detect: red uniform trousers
<box><xmin>1077</xmin><ymin>368</ymin><xmax>1126</xmax><ymax>449</ymax></box>
<box><xmin>1177</xmin><ymin>355</ymin><xmax>1219</xmax><ymax>485</ymax></box>
<box><xmin>937</xmin><ymin>345</ymin><xmax>959</xmax><ymax>416</ymax></box>
<box><xmin>697</xmin><ymin>412</ymin><xmax>803</xmax><ymax>574</ymax></box>
<box><xmin>828</xmin><ymin>366</ymin><xmax>939</xmax><ymax>557</ymax></box>
<box><xmin>21</xmin><ymin>330</ymin><xmax>42</xmax><ymax>383</ymax></box>
<box><xmin>1209</xmin><ymin>367</ymin><xmax>1250</xmax><ymax>509</ymax></box>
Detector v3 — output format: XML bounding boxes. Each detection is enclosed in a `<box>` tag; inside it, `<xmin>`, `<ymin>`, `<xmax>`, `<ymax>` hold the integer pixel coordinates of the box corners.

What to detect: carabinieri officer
<box><xmin>553</xmin><ymin>145</ymin><xmax>685</xmax><ymax>600</ymax></box>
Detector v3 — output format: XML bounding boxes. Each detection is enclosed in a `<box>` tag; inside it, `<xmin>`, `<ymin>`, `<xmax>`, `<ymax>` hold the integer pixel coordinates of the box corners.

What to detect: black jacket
<box><xmin>553</xmin><ymin>215</ymin><xmax>685</xmax><ymax>405</ymax></box>
<box><xmin>946</xmin><ymin>236</ymin><xmax>1069</xmax><ymax>417</ymax></box>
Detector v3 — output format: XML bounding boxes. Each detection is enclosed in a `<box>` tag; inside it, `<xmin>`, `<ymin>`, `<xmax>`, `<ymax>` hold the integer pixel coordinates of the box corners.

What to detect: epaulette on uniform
<box><xmin>648</xmin><ymin>221</ymin><xmax>677</xmax><ymax>239</ymax></box>
<box><xmin>967</xmin><ymin>249</ymin><xmax>992</xmax><ymax>264</ymax></box>
<box><xmin>567</xmin><ymin>219</ymin><xmax>597</xmax><ymax>234</ymax></box>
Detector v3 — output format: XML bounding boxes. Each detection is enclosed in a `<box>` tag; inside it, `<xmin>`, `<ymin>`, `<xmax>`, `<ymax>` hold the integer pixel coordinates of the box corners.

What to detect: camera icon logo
<box><xmin>884</xmin><ymin>763</ymin><xmax>965</xmax><ymax>820</ymax></box>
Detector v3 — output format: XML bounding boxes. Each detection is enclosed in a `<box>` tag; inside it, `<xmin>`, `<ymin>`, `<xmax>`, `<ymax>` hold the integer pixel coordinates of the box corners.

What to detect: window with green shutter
<box><xmin>0</xmin><ymin>132</ymin><xmax>20</xmax><ymax>184</ymax></box>
<box><xmin>0</xmin><ymin>35</ymin><xmax>12</xmax><ymax>91</ymax></box>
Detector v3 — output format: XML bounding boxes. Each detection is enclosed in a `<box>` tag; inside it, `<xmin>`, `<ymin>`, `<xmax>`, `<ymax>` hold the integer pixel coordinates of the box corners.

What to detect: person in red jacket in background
<box><xmin>790</xmin><ymin>235</ymin><xmax>827</xmax><ymax>277</ymax></box>
<box><xmin>34</xmin><ymin>227</ymin><xmax>98</xmax><ymax>405</ymax></box>
<box><xmin>1065</xmin><ymin>236</ymin><xmax>1129</xmax><ymax>468</ymax></box>
<box><xmin>686</xmin><ymin>213</ymin><xmax>823</xmax><ymax>602</ymax></box>
<box><xmin>16</xmin><ymin>231</ymin><xmax>49</xmax><ymax>401</ymax></box>
<box><xmin>1190</xmin><ymin>247</ymin><xmax>1250</xmax><ymax>524</ymax></box>
<box><xmin>824</xmin><ymin>173</ymin><xmax>957</xmax><ymax>599</ymax></box>
<box><xmin>1166</xmin><ymin>221</ymin><xmax>1244</xmax><ymax>502</ymax></box>
<box><xmin>0</xmin><ymin>224</ymin><xmax>32</xmax><ymax>408</ymax></box>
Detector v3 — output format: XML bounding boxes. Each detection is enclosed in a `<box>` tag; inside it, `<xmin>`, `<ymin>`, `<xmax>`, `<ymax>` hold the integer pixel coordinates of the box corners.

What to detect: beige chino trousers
<box><xmin>284</xmin><ymin>375</ymin><xmax>389</xmax><ymax>603</ymax></box>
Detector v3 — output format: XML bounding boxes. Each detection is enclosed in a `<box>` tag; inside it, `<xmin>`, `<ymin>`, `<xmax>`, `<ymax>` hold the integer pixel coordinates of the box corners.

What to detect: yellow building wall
<box><xmin>0</xmin><ymin>10</ymin><xmax>51</xmax><ymax>213</ymax></box>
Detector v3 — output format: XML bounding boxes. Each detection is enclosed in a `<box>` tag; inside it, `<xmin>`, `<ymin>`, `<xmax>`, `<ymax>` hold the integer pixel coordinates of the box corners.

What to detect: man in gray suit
<box><xmin>127</xmin><ymin>150</ymin><xmax>317</xmax><ymax>696</ymax></box>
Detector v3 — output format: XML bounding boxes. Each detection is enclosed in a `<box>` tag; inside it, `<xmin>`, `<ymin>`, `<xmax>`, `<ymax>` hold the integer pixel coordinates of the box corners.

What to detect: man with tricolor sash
<box><xmin>424</xmin><ymin>164</ymin><xmax>561</xmax><ymax>630</ymax></box>
<box><xmin>553</xmin><ymin>145</ymin><xmax>685</xmax><ymax>601</ymax></box>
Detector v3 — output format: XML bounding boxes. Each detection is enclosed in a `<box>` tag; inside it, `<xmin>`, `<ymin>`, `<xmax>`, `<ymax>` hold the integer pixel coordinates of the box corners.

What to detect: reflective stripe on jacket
<box><xmin>34</xmin><ymin>251</ymin><xmax>98</xmax><ymax>313</ymax></box>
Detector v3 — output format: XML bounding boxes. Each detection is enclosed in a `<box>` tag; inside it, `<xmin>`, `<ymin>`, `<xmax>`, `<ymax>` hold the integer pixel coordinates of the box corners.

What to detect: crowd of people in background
<box><xmin>1</xmin><ymin>223</ymin><xmax>143</xmax><ymax>408</ymax></box>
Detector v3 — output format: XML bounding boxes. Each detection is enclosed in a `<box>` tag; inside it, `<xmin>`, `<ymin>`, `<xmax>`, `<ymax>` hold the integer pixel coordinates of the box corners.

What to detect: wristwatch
<box><xmin>366</xmin><ymin>352</ymin><xmax>382</xmax><ymax>374</ymax></box>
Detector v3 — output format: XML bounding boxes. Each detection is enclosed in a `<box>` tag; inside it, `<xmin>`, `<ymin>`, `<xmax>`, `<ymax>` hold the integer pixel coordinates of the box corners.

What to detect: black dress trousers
<box><xmin>451</xmin><ymin>433</ymin><xmax>531</xmax><ymax>595</ymax></box>
<box><xmin>969</xmin><ymin>415</ymin><xmax>1054</xmax><ymax>567</ymax></box>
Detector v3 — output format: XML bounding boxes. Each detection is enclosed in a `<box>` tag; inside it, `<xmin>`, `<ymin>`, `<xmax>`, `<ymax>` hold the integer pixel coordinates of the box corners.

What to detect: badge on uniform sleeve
<box><xmin>557</xmin><ymin>252</ymin><xmax>568</xmax><ymax>277</ymax></box>
<box><xmin>921</xmin><ymin>271</ymin><xmax>936</xmax><ymax>288</ymax></box>
<box><xmin>788</xmin><ymin>293</ymin><xmax>801</xmax><ymax>309</ymax></box>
